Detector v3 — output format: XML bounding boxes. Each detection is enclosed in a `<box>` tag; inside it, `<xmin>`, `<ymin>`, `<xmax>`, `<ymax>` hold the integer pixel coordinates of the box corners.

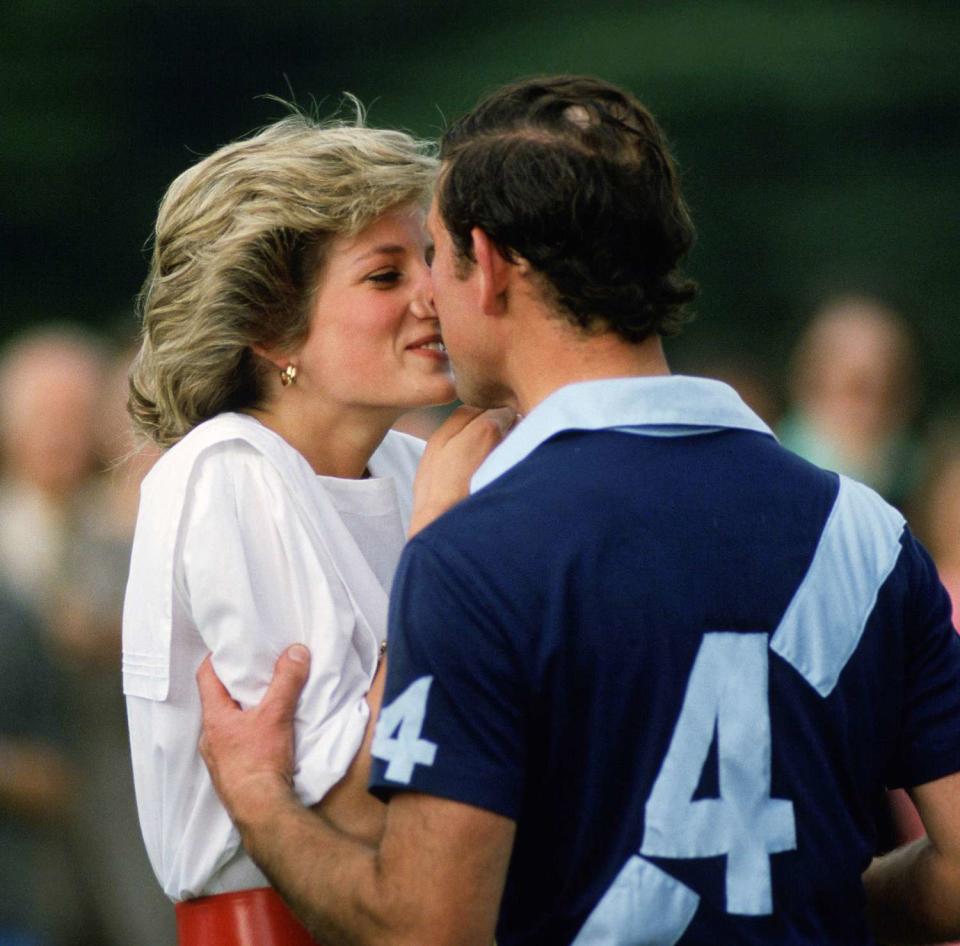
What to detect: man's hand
<box><xmin>197</xmin><ymin>644</ymin><xmax>513</xmax><ymax>946</ymax></box>
<box><xmin>408</xmin><ymin>405</ymin><xmax>516</xmax><ymax>537</ymax></box>
<box><xmin>197</xmin><ymin>645</ymin><xmax>310</xmax><ymax>831</ymax></box>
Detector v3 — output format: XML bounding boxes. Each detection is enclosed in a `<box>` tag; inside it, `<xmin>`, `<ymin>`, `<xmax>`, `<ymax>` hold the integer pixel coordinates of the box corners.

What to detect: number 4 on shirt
<box><xmin>641</xmin><ymin>632</ymin><xmax>796</xmax><ymax>915</ymax></box>
<box><xmin>372</xmin><ymin>675</ymin><xmax>438</xmax><ymax>783</ymax></box>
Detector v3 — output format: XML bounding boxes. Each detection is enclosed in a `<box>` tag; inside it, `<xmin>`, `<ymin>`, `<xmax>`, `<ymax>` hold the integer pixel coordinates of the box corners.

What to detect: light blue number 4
<box><xmin>640</xmin><ymin>633</ymin><xmax>796</xmax><ymax>915</ymax></box>
<box><xmin>371</xmin><ymin>675</ymin><xmax>438</xmax><ymax>783</ymax></box>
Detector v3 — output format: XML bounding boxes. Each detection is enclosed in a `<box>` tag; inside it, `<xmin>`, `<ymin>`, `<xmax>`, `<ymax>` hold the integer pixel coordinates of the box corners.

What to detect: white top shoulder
<box><xmin>122</xmin><ymin>413</ymin><xmax>423</xmax><ymax>900</ymax></box>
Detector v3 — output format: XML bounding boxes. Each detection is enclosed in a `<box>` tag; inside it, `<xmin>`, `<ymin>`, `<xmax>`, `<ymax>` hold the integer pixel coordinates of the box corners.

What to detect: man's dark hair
<box><xmin>438</xmin><ymin>75</ymin><xmax>698</xmax><ymax>342</ymax></box>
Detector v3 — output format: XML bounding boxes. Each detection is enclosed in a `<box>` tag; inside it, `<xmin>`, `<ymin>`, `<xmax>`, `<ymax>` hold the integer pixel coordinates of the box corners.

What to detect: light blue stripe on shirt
<box><xmin>771</xmin><ymin>476</ymin><xmax>905</xmax><ymax>697</ymax></box>
<box><xmin>571</xmin><ymin>854</ymin><xmax>699</xmax><ymax>946</ymax></box>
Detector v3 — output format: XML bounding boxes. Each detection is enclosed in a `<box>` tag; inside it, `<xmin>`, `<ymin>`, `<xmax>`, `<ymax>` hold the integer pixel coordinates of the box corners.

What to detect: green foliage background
<box><xmin>3</xmin><ymin>0</ymin><xmax>958</xmax><ymax>405</ymax></box>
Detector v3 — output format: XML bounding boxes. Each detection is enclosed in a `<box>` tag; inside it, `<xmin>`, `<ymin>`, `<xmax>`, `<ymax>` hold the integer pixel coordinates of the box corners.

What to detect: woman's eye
<box><xmin>368</xmin><ymin>269</ymin><xmax>401</xmax><ymax>285</ymax></box>
<box><xmin>425</xmin><ymin>245</ymin><xmax>435</xmax><ymax>267</ymax></box>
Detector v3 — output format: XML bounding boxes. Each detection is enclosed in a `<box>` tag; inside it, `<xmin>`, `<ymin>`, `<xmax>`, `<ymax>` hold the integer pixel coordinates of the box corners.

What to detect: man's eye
<box><xmin>425</xmin><ymin>245</ymin><xmax>435</xmax><ymax>267</ymax></box>
<box><xmin>368</xmin><ymin>270</ymin><xmax>401</xmax><ymax>285</ymax></box>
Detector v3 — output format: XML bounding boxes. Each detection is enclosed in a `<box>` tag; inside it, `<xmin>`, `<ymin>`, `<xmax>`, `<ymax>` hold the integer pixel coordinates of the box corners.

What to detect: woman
<box><xmin>122</xmin><ymin>112</ymin><xmax>491</xmax><ymax>944</ymax></box>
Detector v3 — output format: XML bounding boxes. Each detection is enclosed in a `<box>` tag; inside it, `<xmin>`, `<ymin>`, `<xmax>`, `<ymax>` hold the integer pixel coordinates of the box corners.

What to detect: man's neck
<box><xmin>504</xmin><ymin>323</ymin><xmax>671</xmax><ymax>416</ymax></box>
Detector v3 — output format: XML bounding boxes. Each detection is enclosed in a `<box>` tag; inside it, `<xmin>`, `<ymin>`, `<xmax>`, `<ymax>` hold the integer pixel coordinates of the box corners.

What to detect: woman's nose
<box><xmin>409</xmin><ymin>269</ymin><xmax>437</xmax><ymax>319</ymax></box>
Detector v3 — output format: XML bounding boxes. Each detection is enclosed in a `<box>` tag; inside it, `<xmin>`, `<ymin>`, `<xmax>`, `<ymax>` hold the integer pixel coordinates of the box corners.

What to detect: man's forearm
<box><xmin>864</xmin><ymin>837</ymin><xmax>960</xmax><ymax>945</ymax></box>
<box><xmin>197</xmin><ymin>649</ymin><xmax>507</xmax><ymax>946</ymax></box>
<box><xmin>235</xmin><ymin>777</ymin><xmax>391</xmax><ymax>946</ymax></box>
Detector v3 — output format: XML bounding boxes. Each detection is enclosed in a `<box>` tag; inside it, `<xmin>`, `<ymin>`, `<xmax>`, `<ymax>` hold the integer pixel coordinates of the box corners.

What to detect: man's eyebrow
<box><xmin>353</xmin><ymin>244</ymin><xmax>406</xmax><ymax>263</ymax></box>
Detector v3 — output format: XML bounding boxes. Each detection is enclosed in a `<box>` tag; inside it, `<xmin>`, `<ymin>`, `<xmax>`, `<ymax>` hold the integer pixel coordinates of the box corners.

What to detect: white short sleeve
<box><xmin>183</xmin><ymin>443</ymin><xmax>374</xmax><ymax>794</ymax></box>
<box><xmin>126</xmin><ymin>439</ymin><xmax>376</xmax><ymax>900</ymax></box>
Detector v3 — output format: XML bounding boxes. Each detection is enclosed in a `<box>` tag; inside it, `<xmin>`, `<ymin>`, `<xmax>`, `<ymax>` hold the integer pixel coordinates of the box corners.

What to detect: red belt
<box><xmin>175</xmin><ymin>887</ymin><xmax>320</xmax><ymax>946</ymax></box>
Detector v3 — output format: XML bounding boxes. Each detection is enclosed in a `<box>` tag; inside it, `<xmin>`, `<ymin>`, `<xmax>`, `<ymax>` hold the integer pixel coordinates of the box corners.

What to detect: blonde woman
<box><xmin>122</xmin><ymin>112</ymin><xmax>502</xmax><ymax>945</ymax></box>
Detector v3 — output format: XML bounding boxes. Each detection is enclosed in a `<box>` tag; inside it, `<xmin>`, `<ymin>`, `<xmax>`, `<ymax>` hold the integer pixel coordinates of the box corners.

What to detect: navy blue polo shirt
<box><xmin>370</xmin><ymin>376</ymin><xmax>960</xmax><ymax>946</ymax></box>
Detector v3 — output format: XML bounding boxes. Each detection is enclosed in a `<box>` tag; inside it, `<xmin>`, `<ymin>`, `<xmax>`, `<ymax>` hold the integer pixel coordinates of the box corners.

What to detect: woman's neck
<box><xmin>244</xmin><ymin>400</ymin><xmax>400</xmax><ymax>479</ymax></box>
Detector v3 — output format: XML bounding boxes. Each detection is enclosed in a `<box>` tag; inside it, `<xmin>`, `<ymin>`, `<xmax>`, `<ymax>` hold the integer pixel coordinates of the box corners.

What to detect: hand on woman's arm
<box><xmin>408</xmin><ymin>406</ymin><xmax>516</xmax><ymax>537</ymax></box>
<box><xmin>199</xmin><ymin>647</ymin><xmax>512</xmax><ymax>946</ymax></box>
<box><xmin>197</xmin><ymin>647</ymin><xmax>388</xmax><ymax>849</ymax></box>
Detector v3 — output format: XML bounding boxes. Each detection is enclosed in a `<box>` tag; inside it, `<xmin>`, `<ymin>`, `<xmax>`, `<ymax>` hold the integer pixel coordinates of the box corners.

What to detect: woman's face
<box><xmin>292</xmin><ymin>204</ymin><xmax>454</xmax><ymax>414</ymax></box>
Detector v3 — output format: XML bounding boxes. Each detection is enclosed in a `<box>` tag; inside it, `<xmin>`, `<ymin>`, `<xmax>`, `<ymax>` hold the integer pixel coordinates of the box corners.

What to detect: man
<box><xmin>198</xmin><ymin>76</ymin><xmax>960</xmax><ymax>945</ymax></box>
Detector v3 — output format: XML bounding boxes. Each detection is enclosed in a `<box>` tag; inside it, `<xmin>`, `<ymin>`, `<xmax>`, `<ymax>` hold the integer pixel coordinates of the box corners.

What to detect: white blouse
<box><xmin>122</xmin><ymin>413</ymin><xmax>422</xmax><ymax>901</ymax></box>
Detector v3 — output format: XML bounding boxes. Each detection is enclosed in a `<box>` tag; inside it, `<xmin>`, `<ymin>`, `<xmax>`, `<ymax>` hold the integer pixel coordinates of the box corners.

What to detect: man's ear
<box><xmin>471</xmin><ymin>227</ymin><xmax>515</xmax><ymax>316</ymax></box>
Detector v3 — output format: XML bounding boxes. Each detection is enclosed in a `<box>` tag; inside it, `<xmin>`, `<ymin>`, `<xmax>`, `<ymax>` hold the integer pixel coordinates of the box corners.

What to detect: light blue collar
<box><xmin>470</xmin><ymin>375</ymin><xmax>775</xmax><ymax>493</ymax></box>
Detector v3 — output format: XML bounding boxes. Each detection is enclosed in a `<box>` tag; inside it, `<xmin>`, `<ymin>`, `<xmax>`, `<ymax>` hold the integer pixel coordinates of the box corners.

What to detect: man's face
<box><xmin>426</xmin><ymin>198</ymin><xmax>510</xmax><ymax>408</ymax></box>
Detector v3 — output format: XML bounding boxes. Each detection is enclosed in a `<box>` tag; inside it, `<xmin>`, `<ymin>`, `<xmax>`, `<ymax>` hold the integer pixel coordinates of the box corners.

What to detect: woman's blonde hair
<box><xmin>129</xmin><ymin>107</ymin><xmax>437</xmax><ymax>447</ymax></box>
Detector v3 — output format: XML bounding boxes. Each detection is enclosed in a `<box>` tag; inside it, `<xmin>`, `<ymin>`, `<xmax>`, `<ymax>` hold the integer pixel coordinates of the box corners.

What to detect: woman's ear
<box><xmin>250</xmin><ymin>343</ymin><xmax>286</xmax><ymax>372</ymax></box>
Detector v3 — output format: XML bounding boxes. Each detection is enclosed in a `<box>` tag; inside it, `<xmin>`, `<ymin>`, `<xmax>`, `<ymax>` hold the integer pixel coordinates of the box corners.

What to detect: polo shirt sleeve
<box><xmin>887</xmin><ymin>530</ymin><xmax>960</xmax><ymax>789</ymax></box>
<box><xmin>369</xmin><ymin>534</ymin><xmax>529</xmax><ymax>820</ymax></box>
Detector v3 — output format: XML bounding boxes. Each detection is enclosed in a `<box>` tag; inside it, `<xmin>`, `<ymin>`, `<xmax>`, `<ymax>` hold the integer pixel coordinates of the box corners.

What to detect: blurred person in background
<box><xmin>0</xmin><ymin>327</ymin><xmax>107</xmax><ymax>945</ymax></box>
<box><xmin>53</xmin><ymin>341</ymin><xmax>173</xmax><ymax>946</ymax></box>
<box><xmin>778</xmin><ymin>294</ymin><xmax>923</xmax><ymax>510</ymax></box>
<box><xmin>0</xmin><ymin>327</ymin><xmax>173</xmax><ymax>945</ymax></box>
<box><xmin>0</xmin><ymin>328</ymin><xmax>105</xmax><ymax>614</ymax></box>
<box><xmin>0</xmin><ymin>583</ymin><xmax>78</xmax><ymax>946</ymax></box>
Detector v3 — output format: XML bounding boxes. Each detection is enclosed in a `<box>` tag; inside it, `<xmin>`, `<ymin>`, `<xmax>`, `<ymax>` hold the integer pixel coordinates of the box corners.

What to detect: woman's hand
<box><xmin>408</xmin><ymin>406</ymin><xmax>516</xmax><ymax>537</ymax></box>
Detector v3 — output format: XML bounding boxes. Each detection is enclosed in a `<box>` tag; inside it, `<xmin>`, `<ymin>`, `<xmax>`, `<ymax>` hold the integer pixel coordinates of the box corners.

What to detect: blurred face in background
<box><xmin>791</xmin><ymin>298</ymin><xmax>916</xmax><ymax>444</ymax></box>
<box><xmin>0</xmin><ymin>337</ymin><xmax>103</xmax><ymax>500</ymax></box>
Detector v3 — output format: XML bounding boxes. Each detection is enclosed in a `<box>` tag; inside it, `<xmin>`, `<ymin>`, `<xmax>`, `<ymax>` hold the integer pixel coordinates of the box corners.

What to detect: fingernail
<box><xmin>288</xmin><ymin>644</ymin><xmax>309</xmax><ymax>664</ymax></box>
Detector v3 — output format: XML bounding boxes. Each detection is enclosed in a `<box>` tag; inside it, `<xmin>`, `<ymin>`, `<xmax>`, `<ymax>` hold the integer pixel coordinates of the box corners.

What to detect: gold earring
<box><xmin>280</xmin><ymin>364</ymin><xmax>297</xmax><ymax>386</ymax></box>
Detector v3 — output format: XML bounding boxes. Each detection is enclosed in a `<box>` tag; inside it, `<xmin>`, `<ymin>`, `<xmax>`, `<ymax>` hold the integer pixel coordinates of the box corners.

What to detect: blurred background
<box><xmin>1</xmin><ymin>1</ymin><xmax>958</xmax><ymax>942</ymax></box>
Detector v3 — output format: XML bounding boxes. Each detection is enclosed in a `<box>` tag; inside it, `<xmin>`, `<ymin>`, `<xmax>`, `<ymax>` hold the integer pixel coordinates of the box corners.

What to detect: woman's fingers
<box><xmin>408</xmin><ymin>406</ymin><xmax>518</xmax><ymax>536</ymax></box>
<box><xmin>424</xmin><ymin>405</ymin><xmax>486</xmax><ymax>449</ymax></box>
